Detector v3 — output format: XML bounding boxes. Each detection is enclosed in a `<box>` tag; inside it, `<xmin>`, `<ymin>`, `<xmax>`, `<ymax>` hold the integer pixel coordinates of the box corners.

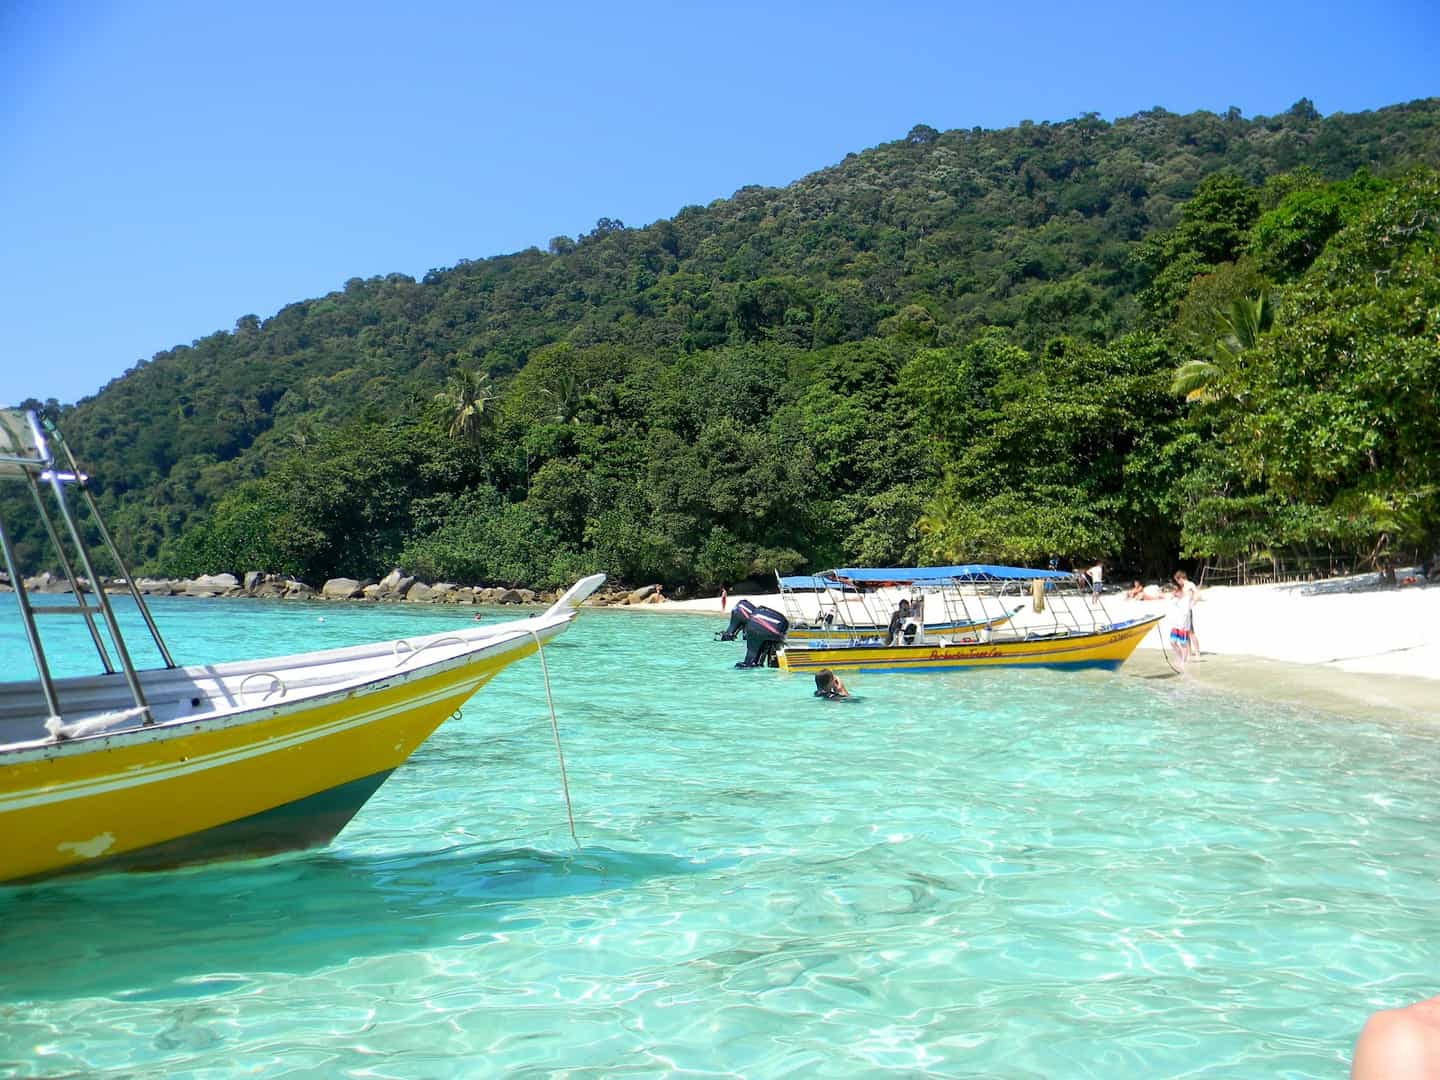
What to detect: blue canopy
<box><xmin>777</xmin><ymin>574</ymin><xmax>854</xmax><ymax>591</ymax></box>
<box><xmin>826</xmin><ymin>564</ymin><xmax>1074</xmax><ymax>584</ymax></box>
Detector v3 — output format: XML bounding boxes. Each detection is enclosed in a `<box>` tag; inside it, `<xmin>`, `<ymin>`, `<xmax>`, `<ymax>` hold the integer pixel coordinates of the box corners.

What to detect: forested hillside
<box><xmin>12</xmin><ymin>98</ymin><xmax>1440</xmax><ymax>588</ymax></box>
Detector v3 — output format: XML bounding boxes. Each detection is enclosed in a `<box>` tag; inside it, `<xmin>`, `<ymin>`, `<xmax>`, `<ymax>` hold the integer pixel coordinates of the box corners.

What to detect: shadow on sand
<box><xmin>1280</xmin><ymin>566</ymin><xmax>1434</xmax><ymax>597</ymax></box>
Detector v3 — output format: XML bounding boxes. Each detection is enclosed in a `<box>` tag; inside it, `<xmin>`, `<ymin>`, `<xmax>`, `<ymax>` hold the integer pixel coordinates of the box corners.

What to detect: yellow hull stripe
<box><xmin>778</xmin><ymin>618</ymin><xmax>1159</xmax><ymax>672</ymax></box>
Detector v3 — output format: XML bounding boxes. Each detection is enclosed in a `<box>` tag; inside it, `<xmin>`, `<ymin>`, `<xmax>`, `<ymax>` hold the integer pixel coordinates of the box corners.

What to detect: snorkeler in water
<box><xmin>814</xmin><ymin>668</ymin><xmax>849</xmax><ymax>699</ymax></box>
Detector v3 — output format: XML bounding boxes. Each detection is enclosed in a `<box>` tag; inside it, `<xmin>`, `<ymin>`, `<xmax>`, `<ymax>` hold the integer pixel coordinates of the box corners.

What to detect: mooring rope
<box><xmin>529</xmin><ymin>629</ymin><xmax>579</xmax><ymax>848</ymax></box>
<box><xmin>1156</xmin><ymin>621</ymin><xmax>1183</xmax><ymax>675</ymax></box>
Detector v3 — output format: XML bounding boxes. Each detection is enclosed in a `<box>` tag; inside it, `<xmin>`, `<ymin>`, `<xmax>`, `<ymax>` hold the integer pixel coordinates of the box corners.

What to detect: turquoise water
<box><xmin>2</xmin><ymin>596</ymin><xmax>1438</xmax><ymax>1077</ymax></box>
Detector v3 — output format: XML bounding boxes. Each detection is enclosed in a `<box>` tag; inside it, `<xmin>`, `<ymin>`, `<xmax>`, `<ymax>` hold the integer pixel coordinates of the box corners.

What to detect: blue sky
<box><xmin>2</xmin><ymin>1</ymin><xmax>1436</xmax><ymax>405</ymax></box>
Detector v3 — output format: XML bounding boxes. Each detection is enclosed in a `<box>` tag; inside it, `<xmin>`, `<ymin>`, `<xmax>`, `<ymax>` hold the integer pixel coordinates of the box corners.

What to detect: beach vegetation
<box><xmin>7</xmin><ymin>101</ymin><xmax>1440</xmax><ymax>586</ymax></box>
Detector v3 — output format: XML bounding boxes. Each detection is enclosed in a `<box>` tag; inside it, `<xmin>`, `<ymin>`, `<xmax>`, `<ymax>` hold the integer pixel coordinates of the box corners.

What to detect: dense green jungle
<box><xmin>11</xmin><ymin>98</ymin><xmax>1440</xmax><ymax>591</ymax></box>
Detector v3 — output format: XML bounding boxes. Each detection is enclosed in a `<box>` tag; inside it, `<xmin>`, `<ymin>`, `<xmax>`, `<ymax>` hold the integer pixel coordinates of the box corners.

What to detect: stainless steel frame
<box><xmin>0</xmin><ymin>409</ymin><xmax>176</xmax><ymax>726</ymax></box>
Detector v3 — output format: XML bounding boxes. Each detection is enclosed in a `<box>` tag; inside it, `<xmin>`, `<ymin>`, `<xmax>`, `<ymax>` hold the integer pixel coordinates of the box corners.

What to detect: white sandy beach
<box><xmin>633</xmin><ymin>574</ymin><xmax>1440</xmax><ymax>720</ymax></box>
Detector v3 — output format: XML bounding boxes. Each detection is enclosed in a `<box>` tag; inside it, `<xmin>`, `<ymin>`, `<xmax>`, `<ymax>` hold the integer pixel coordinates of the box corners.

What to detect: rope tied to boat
<box><xmin>528</xmin><ymin>628</ymin><xmax>579</xmax><ymax>848</ymax></box>
<box><xmin>1155</xmin><ymin>621</ymin><xmax>1183</xmax><ymax>675</ymax></box>
<box><xmin>238</xmin><ymin>671</ymin><xmax>286</xmax><ymax>702</ymax></box>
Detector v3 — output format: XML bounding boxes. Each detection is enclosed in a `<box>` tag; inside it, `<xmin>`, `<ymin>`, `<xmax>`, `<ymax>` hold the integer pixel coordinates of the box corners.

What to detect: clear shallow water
<box><xmin>1</xmin><ymin>596</ymin><xmax>1438</xmax><ymax>1077</ymax></box>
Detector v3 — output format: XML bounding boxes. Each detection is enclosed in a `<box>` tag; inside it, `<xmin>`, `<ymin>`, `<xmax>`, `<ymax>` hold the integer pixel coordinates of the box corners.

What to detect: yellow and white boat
<box><xmin>0</xmin><ymin>409</ymin><xmax>603</xmax><ymax>884</ymax></box>
<box><xmin>775</xmin><ymin>575</ymin><xmax>1020</xmax><ymax>642</ymax></box>
<box><xmin>776</xmin><ymin>565</ymin><xmax>1161</xmax><ymax>674</ymax></box>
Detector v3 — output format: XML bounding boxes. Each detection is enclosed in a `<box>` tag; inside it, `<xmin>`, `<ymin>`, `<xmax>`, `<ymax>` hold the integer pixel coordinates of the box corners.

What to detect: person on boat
<box><xmin>814</xmin><ymin>669</ymin><xmax>848</xmax><ymax>699</ymax></box>
<box><xmin>885</xmin><ymin>599</ymin><xmax>912</xmax><ymax>645</ymax></box>
<box><xmin>1352</xmin><ymin>992</ymin><xmax>1440</xmax><ymax>1078</ymax></box>
<box><xmin>1087</xmin><ymin>560</ymin><xmax>1105</xmax><ymax>605</ymax></box>
<box><xmin>1172</xmin><ymin>570</ymin><xmax>1200</xmax><ymax>658</ymax></box>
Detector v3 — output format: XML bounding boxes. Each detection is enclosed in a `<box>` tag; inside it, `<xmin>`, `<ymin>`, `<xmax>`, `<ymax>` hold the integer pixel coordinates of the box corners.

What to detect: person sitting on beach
<box><xmin>1124</xmin><ymin>580</ymin><xmax>1145</xmax><ymax>600</ymax></box>
<box><xmin>885</xmin><ymin>599</ymin><xmax>912</xmax><ymax>646</ymax></box>
<box><xmin>1352</xmin><ymin>992</ymin><xmax>1440</xmax><ymax>1078</ymax></box>
<box><xmin>814</xmin><ymin>669</ymin><xmax>848</xmax><ymax>699</ymax></box>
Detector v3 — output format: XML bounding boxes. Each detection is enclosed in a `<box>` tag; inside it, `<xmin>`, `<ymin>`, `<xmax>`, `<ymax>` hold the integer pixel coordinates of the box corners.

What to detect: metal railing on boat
<box><xmin>0</xmin><ymin>409</ymin><xmax>176</xmax><ymax>731</ymax></box>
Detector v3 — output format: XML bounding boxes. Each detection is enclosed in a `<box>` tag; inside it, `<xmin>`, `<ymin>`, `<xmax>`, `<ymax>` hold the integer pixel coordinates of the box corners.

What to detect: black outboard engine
<box><xmin>717</xmin><ymin>598</ymin><xmax>790</xmax><ymax>667</ymax></box>
<box><xmin>719</xmin><ymin>598</ymin><xmax>757</xmax><ymax>642</ymax></box>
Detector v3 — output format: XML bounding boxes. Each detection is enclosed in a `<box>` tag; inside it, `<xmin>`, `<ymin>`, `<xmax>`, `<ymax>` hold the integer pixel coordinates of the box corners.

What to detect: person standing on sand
<box><xmin>1173</xmin><ymin>570</ymin><xmax>1200</xmax><ymax>658</ymax></box>
<box><xmin>1167</xmin><ymin>584</ymin><xmax>1192</xmax><ymax>673</ymax></box>
<box><xmin>720</xmin><ymin>586</ymin><xmax>727</xmax><ymax>611</ymax></box>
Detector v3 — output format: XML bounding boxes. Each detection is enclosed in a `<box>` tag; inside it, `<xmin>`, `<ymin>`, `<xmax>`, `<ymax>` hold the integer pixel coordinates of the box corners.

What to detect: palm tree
<box><xmin>540</xmin><ymin>371</ymin><xmax>582</xmax><ymax>424</ymax></box>
<box><xmin>1171</xmin><ymin>291</ymin><xmax>1273</xmax><ymax>401</ymax></box>
<box><xmin>435</xmin><ymin>368</ymin><xmax>494</xmax><ymax>444</ymax></box>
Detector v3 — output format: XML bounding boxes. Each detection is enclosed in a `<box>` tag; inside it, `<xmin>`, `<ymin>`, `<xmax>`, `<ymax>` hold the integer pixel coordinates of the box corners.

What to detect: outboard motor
<box><xmin>718</xmin><ymin>598</ymin><xmax>757</xmax><ymax>642</ymax></box>
<box><xmin>739</xmin><ymin>605</ymin><xmax>789</xmax><ymax>667</ymax></box>
<box><xmin>717</xmin><ymin>599</ymin><xmax>790</xmax><ymax>667</ymax></box>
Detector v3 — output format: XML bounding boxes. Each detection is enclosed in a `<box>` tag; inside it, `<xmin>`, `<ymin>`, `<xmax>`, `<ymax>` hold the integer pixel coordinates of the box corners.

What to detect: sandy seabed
<box><xmin>631</xmin><ymin>575</ymin><xmax>1440</xmax><ymax>724</ymax></box>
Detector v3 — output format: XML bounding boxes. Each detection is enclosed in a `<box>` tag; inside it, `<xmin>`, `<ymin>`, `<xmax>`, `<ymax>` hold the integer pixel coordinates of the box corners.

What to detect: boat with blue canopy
<box><xmin>775</xmin><ymin>564</ymin><xmax>1161</xmax><ymax>674</ymax></box>
<box><xmin>775</xmin><ymin>569</ymin><xmax>1020</xmax><ymax>643</ymax></box>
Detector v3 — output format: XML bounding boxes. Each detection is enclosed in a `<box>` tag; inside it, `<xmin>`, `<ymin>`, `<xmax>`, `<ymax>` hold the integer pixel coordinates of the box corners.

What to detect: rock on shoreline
<box><xmin>9</xmin><ymin>569</ymin><xmax>555</xmax><ymax>606</ymax></box>
<box><xmin>5</xmin><ymin>569</ymin><xmax>673</xmax><ymax>608</ymax></box>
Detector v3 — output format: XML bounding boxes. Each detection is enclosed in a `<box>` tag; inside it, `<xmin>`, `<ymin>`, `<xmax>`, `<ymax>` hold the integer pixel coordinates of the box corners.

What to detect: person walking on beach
<box><xmin>1173</xmin><ymin>570</ymin><xmax>1200</xmax><ymax>658</ymax></box>
<box><xmin>1167</xmin><ymin>584</ymin><xmax>1193</xmax><ymax>673</ymax></box>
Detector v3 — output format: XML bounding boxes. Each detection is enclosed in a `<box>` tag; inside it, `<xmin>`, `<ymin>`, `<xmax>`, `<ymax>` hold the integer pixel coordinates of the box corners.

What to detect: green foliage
<box><xmin>922</xmin><ymin>488</ymin><xmax>1125</xmax><ymax>564</ymax></box>
<box><xmin>915</xmin><ymin>332</ymin><xmax>1185</xmax><ymax>573</ymax></box>
<box><xmin>434</xmin><ymin>366</ymin><xmax>495</xmax><ymax>444</ymax></box>
<box><xmin>398</xmin><ymin>488</ymin><xmax>560</xmax><ymax>587</ymax></box>
<box><xmin>169</xmin><ymin>416</ymin><xmax>483</xmax><ymax>581</ymax></box>
<box><xmin>1170</xmin><ymin>291</ymin><xmax>1273</xmax><ymax>400</ymax></box>
<box><xmin>1137</xmin><ymin>173</ymin><xmax>1264</xmax><ymax>320</ymax></box>
<box><xmin>1249</xmin><ymin>170</ymin><xmax>1390</xmax><ymax>280</ymax></box>
<box><xmin>1180</xmin><ymin>169</ymin><xmax>1440</xmax><ymax>560</ymax></box>
<box><xmin>9</xmin><ymin>101</ymin><xmax>1440</xmax><ymax>587</ymax></box>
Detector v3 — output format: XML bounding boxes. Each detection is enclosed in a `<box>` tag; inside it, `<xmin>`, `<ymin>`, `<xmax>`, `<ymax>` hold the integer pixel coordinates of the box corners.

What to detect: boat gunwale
<box><xmin>0</xmin><ymin>609</ymin><xmax>575</xmax><ymax>764</ymax></box>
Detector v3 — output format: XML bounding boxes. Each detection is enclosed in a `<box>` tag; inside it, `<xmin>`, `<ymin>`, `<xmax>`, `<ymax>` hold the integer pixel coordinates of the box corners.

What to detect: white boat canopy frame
<box><xmin>0</xmin><ymin>409</ymin><xmax>176</xmax><ymax>728</ymax></box>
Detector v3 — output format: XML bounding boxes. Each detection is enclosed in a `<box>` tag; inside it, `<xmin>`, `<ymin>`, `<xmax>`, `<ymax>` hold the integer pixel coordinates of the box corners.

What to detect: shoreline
<box><xmin>10</xmin><ymin>571</ymin><xmax>1436</xmax><ymax>722</ymax></box>
<box><xmin>637</xmin><ymin>581</ymin><xmax>1440</xmax><ymax>723</ymax></box>
<box><xmin>1118</xmin><ymin>649</ymin><xmax>1440</xmax><ymax>726</ymax></box>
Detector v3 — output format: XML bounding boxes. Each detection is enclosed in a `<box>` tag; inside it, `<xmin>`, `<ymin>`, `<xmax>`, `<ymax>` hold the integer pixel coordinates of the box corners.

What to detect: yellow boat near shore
<box><xmin>778</xmin><ymin>615</ymin><xmax>1160</xmax><ymax>673</ymax></box>
<box><xmin>0</xmin><ymin>408</ymin><xmax>604</xmax><ymax>884</ymax></box>
<box><xmin>773</xmin><ymin>565</ymin><xmax>1161</xmax><ymax>674</ymax></box>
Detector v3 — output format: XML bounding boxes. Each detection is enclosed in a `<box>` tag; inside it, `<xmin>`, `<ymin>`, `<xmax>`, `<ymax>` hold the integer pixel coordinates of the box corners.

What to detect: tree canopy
<box><xmin>8</xmin><ymin>99</ymin><xmax>1440</xmax><ymax>587</ymax></box>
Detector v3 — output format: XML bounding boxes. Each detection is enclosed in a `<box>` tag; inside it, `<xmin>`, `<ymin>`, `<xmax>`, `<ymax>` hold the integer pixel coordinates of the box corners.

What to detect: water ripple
<box><xmin>1</xmin><ymin>603</ymin><xmax>1438</xmax><ymax>1076</ymax></box>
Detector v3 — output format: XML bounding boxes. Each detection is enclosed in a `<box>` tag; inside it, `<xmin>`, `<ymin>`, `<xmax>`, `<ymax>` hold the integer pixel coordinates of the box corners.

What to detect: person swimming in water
<box><xmin>814</xmin><ymin>669</ymin><xmax>848</xmax><ymax>699</ymax></box>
